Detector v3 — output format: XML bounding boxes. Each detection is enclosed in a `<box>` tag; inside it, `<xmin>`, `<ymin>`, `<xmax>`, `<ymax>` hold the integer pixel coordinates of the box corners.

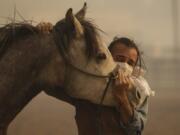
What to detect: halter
<box><xmin>53</xmin><ymin>28</ymin><xmax>119</xmax><ymax>135</ymax></box>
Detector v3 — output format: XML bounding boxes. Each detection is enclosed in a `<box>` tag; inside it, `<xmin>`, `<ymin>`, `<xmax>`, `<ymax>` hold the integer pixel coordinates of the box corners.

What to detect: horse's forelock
<box><xmin>82</xmin><ymin>20</ymin><xmax>100</xmax><ymax>59</ymax></box>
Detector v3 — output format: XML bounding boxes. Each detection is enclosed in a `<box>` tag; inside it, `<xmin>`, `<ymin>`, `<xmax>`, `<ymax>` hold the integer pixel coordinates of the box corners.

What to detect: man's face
<box><xmin>110</xmin><ymin>43</ymin><xmax>138</xmax><ymax>67</ymax></box>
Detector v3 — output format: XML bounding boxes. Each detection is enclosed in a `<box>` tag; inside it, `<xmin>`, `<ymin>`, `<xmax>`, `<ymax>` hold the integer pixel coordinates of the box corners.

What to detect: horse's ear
<box><xmin>65</xmin><ymin>8</ymin><xmax>84</xmax><ymax>37</ymax></box>
<box><xmin>75</xmin><ymin>2</ymin><xmax>87</xmax><ymax>20</ymax></box>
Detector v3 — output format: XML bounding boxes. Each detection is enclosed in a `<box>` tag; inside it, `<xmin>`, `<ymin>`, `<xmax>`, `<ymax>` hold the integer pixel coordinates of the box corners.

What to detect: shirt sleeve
<box><xmin>120</xmin><ymin>96</ymin><xmax>149</xmax><ymax>135</ymax></box>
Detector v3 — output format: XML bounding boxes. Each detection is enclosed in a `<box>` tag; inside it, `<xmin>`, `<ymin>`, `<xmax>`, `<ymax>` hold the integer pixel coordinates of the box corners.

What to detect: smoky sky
<box><xmin>0</xmin><ymin>0</ymin><xmax>180</xmax><ymax>50</ymax></box>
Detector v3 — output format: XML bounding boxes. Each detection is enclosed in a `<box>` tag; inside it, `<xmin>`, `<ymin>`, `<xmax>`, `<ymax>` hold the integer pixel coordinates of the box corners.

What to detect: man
<box><xmin>74</xmin><ymin>37</ymin><xmax>148</xmax><ymax>135</ymax></box>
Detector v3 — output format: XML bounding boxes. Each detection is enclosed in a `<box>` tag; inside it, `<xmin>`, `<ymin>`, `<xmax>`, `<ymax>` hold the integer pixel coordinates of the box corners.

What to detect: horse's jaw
<box><xmin>64</xmin><ymin>67</ymin><xmax>117</xmax><ymax>106</ymax></box>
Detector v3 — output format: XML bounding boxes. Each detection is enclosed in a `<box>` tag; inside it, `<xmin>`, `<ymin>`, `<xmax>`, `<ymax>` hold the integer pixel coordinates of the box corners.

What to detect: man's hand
<box><xmin>113</xmin><ymin>69</ymin><xmax>133</xmax><ymax>99</ymax></box>
<box><xmin>36</xmin><ymin>22</ymin><xmax>53</xmax><ymax>34</ymax></box>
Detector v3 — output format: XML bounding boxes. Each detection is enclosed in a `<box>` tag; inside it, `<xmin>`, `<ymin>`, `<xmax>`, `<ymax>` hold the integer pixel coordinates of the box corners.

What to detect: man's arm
<box><xmin>112</xmin><ymin>70</ymin><xmax>148</xmax><ymax>135</ymax></box>
<box><xmin>120</xmin><ymin>97</ymin><xmax>148</xmax><ymax>135</ymax></box>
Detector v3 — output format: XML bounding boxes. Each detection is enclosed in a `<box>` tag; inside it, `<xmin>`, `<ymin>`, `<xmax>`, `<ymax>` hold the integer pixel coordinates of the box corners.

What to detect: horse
<box><xmin>0</xmin><ymin>3</ymin><xmax>120</xmax><ymax>135</ymax></box>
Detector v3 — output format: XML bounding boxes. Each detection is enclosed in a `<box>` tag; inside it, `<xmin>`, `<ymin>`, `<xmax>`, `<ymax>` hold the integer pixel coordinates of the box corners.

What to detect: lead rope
<box><xmin>97</xmin><ymin>73</ymin><xmax>115</xmax><ymax>135</ymax></box>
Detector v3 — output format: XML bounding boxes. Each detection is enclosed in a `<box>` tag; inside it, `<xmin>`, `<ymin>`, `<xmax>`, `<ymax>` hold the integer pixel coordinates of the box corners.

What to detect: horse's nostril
<box><xmin>97</xmin><ymin>52</ymin><xmax>107</xmax><ymax>60</ymax></box>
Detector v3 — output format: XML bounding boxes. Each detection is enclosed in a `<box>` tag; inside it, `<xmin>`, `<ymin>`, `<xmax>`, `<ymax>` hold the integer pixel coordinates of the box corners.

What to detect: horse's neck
<box><xmin>0</xmin><ymin>34</ymin><xmax>58</xmax><ymax>90</ymax></box>
<box><xmin>0</xmin><ymin>33</ymin><xmax>50</xmax><ymax>126</ymax></box>
<box><xmin>37</xmin><ymin>35</ymin><xmax>67</xmax><ymax>90</ymax></box>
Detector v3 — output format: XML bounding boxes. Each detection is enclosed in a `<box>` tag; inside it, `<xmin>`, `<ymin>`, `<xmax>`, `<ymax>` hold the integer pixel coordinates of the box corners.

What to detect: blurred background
<box><xmin>0</xmin><ymin>0</ymin><xmax>180</xmax><ymax>134</ymax></box>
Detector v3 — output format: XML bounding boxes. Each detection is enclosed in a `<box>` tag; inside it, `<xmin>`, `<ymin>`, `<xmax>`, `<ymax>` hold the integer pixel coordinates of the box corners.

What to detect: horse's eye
<box><xmin>96</xmin><ymin>52</ymin><xmax>107</xmax><ymax>60</ymax></box>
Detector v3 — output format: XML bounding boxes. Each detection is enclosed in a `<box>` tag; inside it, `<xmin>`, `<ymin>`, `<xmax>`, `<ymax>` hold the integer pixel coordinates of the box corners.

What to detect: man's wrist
<box><xmin>116</xmin><ymin>96</ymin><xmax>134</xmax><ymax>124</ymax></box>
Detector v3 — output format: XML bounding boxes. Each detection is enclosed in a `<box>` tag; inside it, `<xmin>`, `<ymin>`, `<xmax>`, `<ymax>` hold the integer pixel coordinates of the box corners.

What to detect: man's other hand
<box><xmin>36</xmin><ymin>22</ymin><xmax>53</xmax><ymax>34</ymax></box>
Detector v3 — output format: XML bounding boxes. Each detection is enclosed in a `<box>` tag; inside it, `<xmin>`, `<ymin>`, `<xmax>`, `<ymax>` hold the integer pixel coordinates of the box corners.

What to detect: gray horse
<box><xmin>0</xmin><ymin>3</ymin><xmax>118</xmax><ymax>135</ymax></box>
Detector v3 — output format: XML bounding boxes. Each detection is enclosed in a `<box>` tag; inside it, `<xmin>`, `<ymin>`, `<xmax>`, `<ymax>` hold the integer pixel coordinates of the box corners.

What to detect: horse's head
<box><xmin>54</xmin><ymin>3</ymin><xmax>116</xmax><ymax>76</ymax></box>
<box><xmin>48</xmin><ymin>3</ymin><xmax>117</xmax><ymax>106</ymax></box>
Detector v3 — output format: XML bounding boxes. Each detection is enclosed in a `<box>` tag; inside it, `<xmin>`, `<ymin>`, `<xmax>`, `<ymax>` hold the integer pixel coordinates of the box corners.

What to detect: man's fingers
<box><xmin>114</xmin><ymin>70</ymin><xmax>134</xmax><ymax>91</ymax></box>
<box><xmin>42</xmin><ymin>22</ymin><xmax>48</xmax><ymax>33</ymax></box>
<box><xmin>36</xmin><ymin>22</ymin><xmax>53</xmax><ymax>34</ymax></box>
<box><xmin>120</xmin><ymin>71</ymin><xmax>132</xmax><ymax>89</ymax></box>
<box><xmin>36</xmin><ymin>23</ymin><xmax>42</xmax><ymax>32</ymax></box>
<box><xmin>120</xmin><ymin>71</ymin><xmax>128</xmax><ymax>84</ymax></box>
<box><xmin>126</xmin><ymin>76</ymin><xmax>131</xmax><ymax>84</ymax></box>
<box><xmin>120</xmin><ymin>70</ymin><xmax>125</xmax><ymax>84</ymax></box>
<box><xmin>47</xmin><ymin>22</ymin><xmax>53</xmax><ymax>31</ymax></box>
<box><xmin>117</xmin><ymin>70</ymin><xmax>128</xmax><ymax>85</ymax></box>
<box><xmin>44</xmin><ymin>22</ymin><xmax>51</xmax><ymax>33</ymax></box>
<box><xmin>38</xmin><ymin>22</ymin><xmax>45</xmax><ymax>33</ymax></box>
<box><xmin>122</xmin><ymin>77</ymin><xmax>126</xmax><ymax>84</ymax></box>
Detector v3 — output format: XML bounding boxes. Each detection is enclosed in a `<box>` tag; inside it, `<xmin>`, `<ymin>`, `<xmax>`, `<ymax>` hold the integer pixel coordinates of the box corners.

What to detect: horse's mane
<box><xmin>53</xmin><ymin>18</ymin><xmax>102</xmax><ymax>59</ymax></box>
<box><xmin>0</xmin><ymin>18</ymin><xmax>103</xmax><ymax>60</ymax></box>
<box><xmin>0</xmin><ymin>23</ymin><xmax>39</xmax><ymax>59</ymax></box>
